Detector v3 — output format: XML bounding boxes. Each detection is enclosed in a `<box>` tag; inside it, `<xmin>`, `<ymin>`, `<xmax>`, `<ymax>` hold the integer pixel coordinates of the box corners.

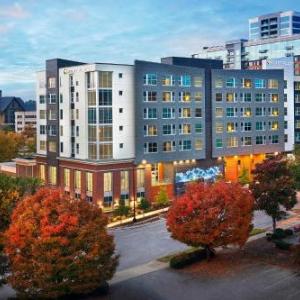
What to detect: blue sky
<box><xmin>0</xmin><ymin>0</ymin><xmax>298</xmax><ymax>100</ymax></box>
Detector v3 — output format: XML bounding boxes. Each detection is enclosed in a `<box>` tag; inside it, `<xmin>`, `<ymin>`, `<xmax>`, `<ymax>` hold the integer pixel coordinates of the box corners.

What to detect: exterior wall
<box><xmin>15</xmin><ymin>111</ymin><xmax>37</xmax><ymax>133</ymax></box>
<box><xmin>263</xmin><ymin>57</ymin><xmax>294</xmax><ymax>151</ymax></box>
<box><xmin>15</xmin><ymin>158</ymin><xmax>37</xmax><ymax>178</ymax></box>
<box><xmin>211</xmin><ymin>69</ymin><xmax>285</xmax><ymax>158</ymax></box>
<box><xmin>134</xmin><ymin>60</ymin><xmax>206</xmax><ymax>164</ymax></box>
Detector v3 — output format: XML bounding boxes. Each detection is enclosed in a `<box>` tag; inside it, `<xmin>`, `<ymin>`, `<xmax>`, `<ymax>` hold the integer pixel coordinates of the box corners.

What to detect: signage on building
<box><xmin>175</xmin><ymin>166</ymin><xmax>221</xmax><ymax>183</ymax></box>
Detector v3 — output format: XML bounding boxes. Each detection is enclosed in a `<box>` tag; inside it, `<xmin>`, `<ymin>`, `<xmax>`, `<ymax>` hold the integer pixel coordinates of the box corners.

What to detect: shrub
<box><xmin>169</xmin><ymin>249</ymin><xmax>208</xmax><ymax>269</ymax></box>
<box><xmin>138</xmin><ymin>197</ymin><xmax>151</xmax><ymax>211</ymax></box>
<box><xmin>284</xmin><ymin>229</ymin><xmax>294</xmax><ymax>236</ymax></box>
<box><xmin>154</xmin><ymin>187</ymin><xmax>170</xmax><ymax>208</ymax></box>
<box><xmin>5</xmin><ymin>188</ymin><xmax>118</xmax><ymax>299</ymax></box>
<box><xmin>114</xmin><ymin>200</ymin><xmax>131</xmax><ymax>217</ymax></box>
<box><xmin>271</xmin><ymin>228</ymin><xmax>286</xmax><ymax>240</ymax></box>
<box><xmin>274</xmin><ymin>240</ymin><xmax>291</xmax><ymax>251</ymax></box>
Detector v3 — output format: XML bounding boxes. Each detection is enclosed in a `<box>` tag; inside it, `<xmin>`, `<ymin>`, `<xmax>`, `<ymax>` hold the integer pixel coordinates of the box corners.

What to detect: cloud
<box><xmin>64</xmin><ymin>9</ymin><xmax>88</xmax><ymax>21</ymax></box>
<box><xmin>0</xmin><ymin>2</ymin><xmax>30</xmax><ymax>19</ymax></box>
<box><xmin>0</xmin><ymin>23</ymin><xmax>14</xmax><ymax>33</ymax></box>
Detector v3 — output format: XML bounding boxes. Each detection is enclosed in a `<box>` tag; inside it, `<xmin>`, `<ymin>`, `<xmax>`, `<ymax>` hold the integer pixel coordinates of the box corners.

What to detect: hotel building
<box><xmin>35</xmin><ymin>57</ymin><xmax>284</xmax><ymax>209</ymax></box>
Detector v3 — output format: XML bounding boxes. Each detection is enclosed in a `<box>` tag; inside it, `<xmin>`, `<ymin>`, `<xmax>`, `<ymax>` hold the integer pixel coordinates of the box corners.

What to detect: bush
<box><xmin>271</xmin><ymin>228</ymin><xmax>286</xmax><ymax>240</ymax></box>
<box><xmin>138</xmin><ymin>198</ymin><xmax>151</xmax><ymax>211</ymax></box>
<box><xmin>154</xmin><ymin>187</ymin><xmax>170</xmax><ymax>208</ymax></box>
<box><xmin>284</xmin><ymin>229</ymin><xmax>294</xmax><ymax>236</ymax></box>
<box><xmin>274</xmin><ymin>240</ymin><xmax>291</xmax><ymax>251</ymax></box>
<box><xmin>169</xmin><ymin>248</ymin><xmax>208</xmax><ymax>269</ymax></box>
<box><xmin>114</xmin><ymin>201</ymin><xmax>131</xmax><ymax>217</ymax></box>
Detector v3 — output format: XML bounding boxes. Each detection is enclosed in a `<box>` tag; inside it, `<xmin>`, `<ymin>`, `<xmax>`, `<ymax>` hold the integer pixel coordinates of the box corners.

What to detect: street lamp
<box><xmin>132</xmin><ymin>165</ymin><xmax>137</xmax><ymax>222</ymax></box>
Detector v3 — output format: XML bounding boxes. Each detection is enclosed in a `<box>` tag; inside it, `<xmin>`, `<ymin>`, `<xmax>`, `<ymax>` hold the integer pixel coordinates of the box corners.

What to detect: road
<box><xmin>113</xmin><ymin>210</ymin><xmax>274</xmax><ymax>271</ymax></box>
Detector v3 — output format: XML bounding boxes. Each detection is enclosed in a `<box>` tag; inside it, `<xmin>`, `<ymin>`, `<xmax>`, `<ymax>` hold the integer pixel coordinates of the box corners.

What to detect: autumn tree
<box><xmin>5</xmin><ymin>188</ymin><xmax>118</xmax><ymax>299</ymax></box>
<box><xmin>0</xmin><ymin>130</ymin><xmax>24</xmax><ymax>162</ymax></box>
<box><xmin>167</xmin><ymin>181</ymin><xmax>254</xmax><ymax>258</ymax></box>
<box><xmin>250</xmin><ymin>156</ymin><xmax>297</xmax><ymax>232</ymax></box>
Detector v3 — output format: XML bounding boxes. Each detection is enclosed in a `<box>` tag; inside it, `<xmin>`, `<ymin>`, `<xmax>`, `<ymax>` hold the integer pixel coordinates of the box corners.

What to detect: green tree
<box><xmin>250</xmin><ymin>156</ymin><xmax>297</xmax><ymax>232</ymax></box>
<box><xmin>114</xmin><ymin>199</ymin><xmax>131</xmax><ymax>217</ymax></box>
<box><xmin>238</xmin><ymin>168</ymin><xmax>250</xmax><ymax>185</ymax></box>
<box><xmin>154</xmin><ymin>187</ymin><xmax>170</xmax><ymax>208</ymax></box>
<box><xmin>138</xmin><ymin>197</ymin><xmax>151</xmax><ymax>211</ymax></box>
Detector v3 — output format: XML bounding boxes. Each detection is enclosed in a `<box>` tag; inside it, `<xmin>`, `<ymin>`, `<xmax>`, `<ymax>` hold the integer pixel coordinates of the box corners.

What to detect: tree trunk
<box><xmin>272</xmin><ymin>217</ymin><xmax>276</xmax><ymax>233</ymax></box>
<box><xmin>205</xmin><ymin>245</ymin><xmax>215</xmax><ymax>261</ymax></box>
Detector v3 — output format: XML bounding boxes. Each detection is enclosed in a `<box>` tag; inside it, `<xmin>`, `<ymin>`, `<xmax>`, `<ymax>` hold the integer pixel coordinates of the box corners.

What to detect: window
<box><xmin>256</xmin><ymin>121</ymin><xmax>265</xmax><ymax>131</ymax></box>
<box><xmin>226</xmin><ymin>107</ymin><xmax>237</xmax><ymax>117</ymax></box>
<box><xmin>271</xmin><ymin>135</ymin><xmax>279</xmax><ymax>144</ymax></box>
<box><xmin>195</xmin><ymin>139</ymin><xmax>203</xmax><ymax>150</ymax></box>
<box><xmin>99</xmin><ymin>71</ymin><xmax>112</xmax><ymax>88</ymax></box>
<box><xmin>39</xmin><ymin>95</ymin><xmax>45</xmax><ymax>104</ymax></box>
<box><xmin>144</xmin><ymin>125</ymin><xmax>157</xmax><ymax>136</ymax></box>
<box><xmin>119</xmin><ymin>108</ymin><xmax>123</xmax><ymax>113</ymax></box>
<box><xmin>268</xmin><ymin>79</ymin><xmax>279</xmax><ymax>89</ymax></box>
<box><xmin>226</xmin><ymin>93</ymin><xmax>237</xmax><ymax>102</ymax></box>
<box><xmin>296</xmin><ymin>107</ymin><xmax>300</xmax><ymax>116</ymax></box>
<box><xmin>136</xmin><ymin>169</ymin><xmax>145</xmax><ymax>188</ymax></box>
<box><xmin>195</xmin><ymin>123</ymin><xmax>202</xmax><ymax>134</ymax></box>
<box><xmin>144</xmin><ymin>142</ymin><xmax>157</xmax><ymax>153</ymax></box>
<box><xmin>88</xmin><ymin>91</ymin><xmax>96</xmax><ymax>106</ymax></box>
<box><xmin>179</xmin><ymin>124</ymin><xmax>191</xmax><ymax>135</ymax></box>
<box><xmin>242</xmin><ymin>122</ymin><xmax>252</xmax><ymax>131</ymax></box>
<box><xmin>119</xmin><ymin>73</ymin><xmax>123</xmax><ymax>78</ymax></box>
<box><xmin>162</xmin><ymin>75</ymin><xmax>175</xmax><ymax>86</ymax></box>
<box><xmin>48</xmin><ymin>141</ymin><xmax>56</xmax><ymax>152</ymax></box>
<box><xmin>99</xmin><ymin>126</ymin><xmax>112</xmax><ymax>141</ymax></box>
<box><xmin>227</xmin><ymin>136</ymin><xmax>238</xmax><ymax>148</ymax></box>
<box><xmin>271</xmin><ymin>108</ymin><xmax>279</xmax><ymax>116</ymax></box>
<box><xmin>215</xmin><ymin>122</ymin><xmax>223</xmax><ymax>133</ymax></box>
<box><xmin>144</xmin><ymin>108</ymin><xmax>157</xmax><ymax>119</ymax></box>
<box><xmin>76</xmin><ymin>92</ymin><xmax>79</xmax><ymax>102</ymax></box>
<box><xmin>180</xmin><ymin>75</ymin><xmax>191</xmax><ymax>87</ymax></box>
<box><xmin>74</xmin><ymin>171</ymin><xmax>81</xmax><ymax>189</ymax></box>
<box><xmin>99</xmin><ymin>90</ymin><xmax>112</xmax><ymax>105</ymax></box>
<box><xmin>162</xmin><ymin>91</ymin><xmax>174</xmax><ymax>102</ymax></box>
<box><xmin>144</xmin><ymin>74</ymin><xmax>157</xmax><ymax>85</ymax></box>
<box><xmin>216</xmin><ymin>93</ymin><xmax>222</xmax><ymax>102</ymax></box>
<box><xmin>48</xmin><ymin>77</ymin><xmax>56</xmax><ymax>88</ymax></box>
<box><xmin>163</xmin><ymin>124</ymin><xmax>175</xmax><ymax>135</ymax></box>
<box><xmin>86</xmin><ymin>172</ymin><xmax>93</xmax><ymax>192</ymax></box>
<box><xmin>195</xmin><ymin>108</ymin><xmax>202</xmax><ymax>118</ymax></box>
<box><xmin>49</xmin><ymin>166</ymin><xmax>57</xmax><ymax>185</ymax></box>
<box><xmin>241</xmin><ymin>93</ymin><xmax>251</xmax><ymax>102</ymax></box>
<box><xmin>39</xmin><ymin>140</ymin><xmax>46</xmax><ymax>151</ymax></box>
<box><xmin>242</xmin><ymin>107</ymin><xmax>252</xmax><ymax>117</ymax></box>
<box><xmin>271</xmin><ymin>121</ymin><xmax>279</xmax><ymax>130</ymax></box>
<box><xmin>255</xmin><ymin>93</ymin><xmax>265</xmax><ymax>102</ymax></box>
<box><xmin>254</xmin><ymin>79</ymin><xmax>266</xmax><ymax>88</ymax></box>
<box><xmin>179</xmin><ymin>108</ymin><xmax>191</xmax><ymax>118</ymax></box>
<box><xmin>241</xmin><ymin>136</ymin><xmax>252</xmax><ymax>146</ymax></box>
<box><xmin>270</xmin><ymin>94</ymin><xmax>279</xmax><ymax>103</ymax></box>
<box><xmin>88</xmin><ymin>108</ymin><xmax>96</xmax><ymax>124</ymax></box>
<box><xmin>99</xmin><ymin>108</ymin><xmax>112</xmax><ymax>123</ymax></box>
<box><xmin>39</xmin><ymin>165</ymin><xmax>45</xmax><ymax>182</ymax></box>
<box><xmin>99</xmin><ymin>144</ymin><xmax>112</xmax><ymax>159</ymax></box>
<box><xmin>226</xmin><ymin>77</ymin><xmax>236</xmax><ymax>88</ymax></box>
<box><xmin>143</xmin><ymin>91</ymin><xmax>157</xmax><ymax>102</ymax></box>
<box><xmin>242</xmin><ymin>79</ymin><xmax>252</xmax><ymax>88</ymax></box>
<box><xmin>119</xmin><ymin>126</ymin><xmax>123</xmax><ymax>131</ymax></box>
<box><xmin>227</xmin><ymin>122</ymin><xmax>237</xmax><ymax>132</ymax></box>
<box><xmin>39</xmin><ymin>110</ymin><xmax>46</xmax><ymax>119</ymax></box>
<box><xmin>60</xmin><ymin>94</ymin><xmax>63</xmax><ymax>103</ymax></box>
<box><xmin>49</xmin><ymin>125</ymin><xmax>57</xmax><ymax>136</ymax></box>
<box><xmin>119</xmin><ymin>90</ymin><xmax>123</xmax><ymax>96</ymax></box>
<box><xmin>215</xmin><ymin>107</ymin><xmax>223</xmax><ymax>118</ymax></box>
<box><xmin>194</xmin><ymin>92</ymin><xmax>202</xmax><ymax>102</ymax></box>
<box><xmin>104</xmin><ymin>172</ymin><xmax>112</xmax><ymax>193</ymax></box>
<box><xmin>64</xmin><ymin>169</ymin><xmax>70</xmax><ymax>188</ymax></box>
<box><xmin>162</xmin><ymin>107</ymin><xmax>175</xmax><ymax>119</ymax></box>
<box><xmin>88</xmin><ymin>144</ymin><xmax>97</xmax><ymax>160</ymax></box>
<box><xmin>216</xmin><ymin>138</ymin><xmax>223</xmax><ymax>148</ymax></box>
<box><xmin>256</xmin><ymin>136</ymin><xmax>266</xmax><ymax>145</ymax></box>
<box><xmin>40</xmin><ymin>125</ymin><xmax>46</xmax><ymax>135</ymax></box>
<box><xmin>256</xmin><ymin>107</ymin><xmax>265</xmax><ymax>116</ymax></box>
<box><xmin>48</xmin><ymin>94</ymin><xmax>56</xmax><ymax>104</ymax></box>
<box><xmin>163</xmin><ymin>141</ymin><xmax>175</xmax><ymax>152</ymax></box>
<box><xmin>193</xmin><ymin>76</ymin><xmax>203</xmax><ymax>87</ymax></box>
<box><xmin>179</xmin><ymin>91</ymin><xmax>191</xmax><ymax>102</ymax></box>
<box><xmin>215</xmin><ymin>78</ymin><xmax>223</xmax><ymax>88</ymax></box>
<box><xmin>88</xmin><ymin>126</ymin><xmax>97</xmax><ymax>142</ymax></box>
<box><xmin>121</xmin><ymin>171</ymin><xmax>129</xmax><ymax>192</ymax></box>
<box><xmin>60</xmin><ymin>109</ymin><xmax>63</xmax><ymax>120</ymax></box>
<box><xmin>179</xmin><ymin>140</ymin><xmax>191</xmax><ymax>151</ymax></box>
<box><xmin>296</xmin><ymin>120</ymin><xmax>300</xmax><ymax>129</ymax></box>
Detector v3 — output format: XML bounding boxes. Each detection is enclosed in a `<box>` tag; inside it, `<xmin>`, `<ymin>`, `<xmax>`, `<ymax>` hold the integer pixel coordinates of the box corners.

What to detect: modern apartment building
<box><xmin>194</xmin><ymin>11</ymin><xmax>300</xmax><ymax>150</ymax></box>
<box><xmin>15</xmin><ymin>110</ymin><xmax>36</xmax><ymax>133</ymax></box>
<box><xmin>35</xmin><ymin>56</ymin><xmax>284</xmax><ymax>209</ymax></box>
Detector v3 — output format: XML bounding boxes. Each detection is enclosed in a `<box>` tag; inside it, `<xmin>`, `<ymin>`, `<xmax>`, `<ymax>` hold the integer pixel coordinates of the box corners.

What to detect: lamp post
<box><xmin>132</xmin><ymin>165</ymin><xmax>137</xmax><ymax>222</ymax></box>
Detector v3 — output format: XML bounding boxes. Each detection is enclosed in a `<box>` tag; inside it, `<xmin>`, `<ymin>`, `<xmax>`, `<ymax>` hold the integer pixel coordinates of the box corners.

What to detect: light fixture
<box><xmin>142</xmin><ymin>159</ymin><xmax>147</xmax><ymax>164</ymax></box>
<box><xmin>191</xmin><ymin>159</ymin><xmax>196</xmax><ymax>163</ymax></box>
<box><xmin>274</xmin><ymin>152</ymin><xmax>279</xmax><ymax>156</ymax></box>
<box><xmin>179</xmin><ymin>160</ymin><xmax>184</xmax><ymax>165</ymax></box>
<box><xmin>217</xmin><ymin>156</ymin><xmax>222</xmax><ymax>161</ymax></box>
<box><xmin>173</xmin><ymin>161</ymin><xmax>177</xmax><ymax>165</ymax></box>
<box><xmin>186</xmin><ymin>160</ymin><xmax>190</xmax><ymax>164</ymax></box>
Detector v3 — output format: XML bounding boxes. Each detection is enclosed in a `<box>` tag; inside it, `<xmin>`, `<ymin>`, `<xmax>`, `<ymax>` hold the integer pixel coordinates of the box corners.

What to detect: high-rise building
<box><xmin>193</xmin><ymin>11</ymin><xmax>300</xmax><ymax>149</ymax></box>
<box><xmin>35</xmin><ymin>56</ymin><xmax>284</xmax><ymax>210</ymax></box>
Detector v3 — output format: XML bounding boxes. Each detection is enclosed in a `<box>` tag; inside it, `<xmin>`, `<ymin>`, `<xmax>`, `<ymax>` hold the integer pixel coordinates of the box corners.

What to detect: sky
<box><xmin>0</xmin><ymin>0</ymin><xmax>299</xmax><ymax>100</ymax></box>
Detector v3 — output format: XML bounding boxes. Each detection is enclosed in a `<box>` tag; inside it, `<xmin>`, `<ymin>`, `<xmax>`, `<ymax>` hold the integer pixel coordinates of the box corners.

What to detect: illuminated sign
<box><xmin>175</xmin><ymin>166</ymin><xmax>221</xmax><ymax>183</ymax></box>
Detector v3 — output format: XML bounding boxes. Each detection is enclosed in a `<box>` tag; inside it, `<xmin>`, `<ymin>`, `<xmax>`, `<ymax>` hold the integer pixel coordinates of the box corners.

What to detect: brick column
<box><xmin>113</xmin><ymin>171</ymin><xmax>121</xmax><ymax>205</ymax></box>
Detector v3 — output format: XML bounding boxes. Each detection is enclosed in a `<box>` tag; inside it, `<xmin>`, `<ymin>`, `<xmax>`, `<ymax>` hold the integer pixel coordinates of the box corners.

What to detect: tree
<box><xmin>114</xmin><ymin>199</ymin><xmax>131</xmax><ymax>217</ymax></box>
<box><xmin>138</xmin><ymin>197</ymin><xmax>151</xmax><ymax>211</ymax></box>
<box><xmin>154</xmin><ymin>187</ymin><xmax>170</xmax><ymax>208</ymax></box>
<box><xmin>0</xmin><ymin>130</ymin><xmax>24</xmax><ymax>162</ymax></box>
<box><xmin>5</xmin><ymin>188</ymin><xmax>118</xmax><ymax>299</ymax></box>
<box><xmin>19</xmin><ymin>124</ymin><xmax>36</xmax><ymax>157</ymax></box>
<box><xmin>238</xmin><ymin>168</ymin><xmax>250</xmax><ymax>185</ymax></box>
<box><xmin>250</xmin><ymin>156</ymin><xmax>297</xmax><ymax>233</ymax></box>
<box><xmin>167</xmin><ymin>181</ymin><xmax>254</xmax><ymax>258</ymax></box>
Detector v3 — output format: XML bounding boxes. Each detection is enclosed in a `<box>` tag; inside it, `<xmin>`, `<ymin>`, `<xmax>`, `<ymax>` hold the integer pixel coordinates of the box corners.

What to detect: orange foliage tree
<box><xmin>5</xmin><ymin>188</ymin><xmax>118</xmax><ymax>299</ymax></box>
<box><xmin>167</xmin><ymin>181</ymin><xmax>254</xmax><ymax>257</ymax></box>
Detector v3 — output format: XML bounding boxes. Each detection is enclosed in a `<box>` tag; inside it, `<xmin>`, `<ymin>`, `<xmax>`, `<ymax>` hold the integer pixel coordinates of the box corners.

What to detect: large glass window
<box><xmin>104</xmin><ymin>172</ymin><xmax>112</xmax><ymax>192</ymax></box>
<box><xmin>99</xmin><ymin>126</ymin><xmax>112</xmax><ymax>141</ymax></box>
<box><xmin>254</xmin><ymin>79</ymin><xmax>266</xmax><ymax>88</ymax></box>
<box><xmin>162</xmin><ymin>75</ymin><xmax>175</xmax><ymax>86</ymax></box>
<box><xmin>49</xmin><ymin>166</ymin><xmax>57</xmax><ymax>185</ymax></box>
<box><xmin>268</xmin><ymin>79</ymin><xmax>279</xmax><ymax>89</ymax></box>
<box><xmin>99</xmin><ymin>144</ymin><xmax>112</xmax><ymax>159</ymax></box>
<box><xmin>99</xmin><ymin>90</ymin><xmax>112</xmax><ymax>105</ymax></box>
<box><xmin>193</xmin><ymin>76</ymin><xmax>203</xmax><ymax>87</ymax></box>
<box><xmin>88</xmin><ymin>126</ymin><xmax>97</xmax><ymax>142</ymax></box>
<box><xmin>64</xmin><ymin>169</ymin><xmax>70</xmax><ymax>187</ymax></box>
<box><xmin>88</xmin><ymin>91</ymin><xmax>96</xmax><ymax>106</ymax></box>
<box><xmin>227</xmin><ymin>137</ymin><xmax>238</xmax><ymax>148</ymax></box>
<box><xmin>137</xmin><ymin>169</ymin><xmax>145</xmax><ymax>188</ymax></box>
<box><xmin>86</xmin><ymin>172</ymin><xmax>93</xmax><ymax>192</ymax></box>
<box><xmin>162</xmin><ymin>124</ymin><xmax>175</xmax><ymax>135</ymax></box>
<box><xmin>39</xmin><ymin>165</ymin><xmax>45</xmax><ymax>182</ymax></box>
<box><xmin>74</xmin><ymin>171</ymin><xmax>81</xmax><ymax>190</ymax></box>
<box><xmin>99</xmin><ymin>71</ymin><xmax>112</xmax><ymax>88</ymax></box>
<box><xmin>162</xmin><ymin>91</ymin><xmax>174</xmax><ymax>102</ymax></box>
<box><xmin>180</xmin><ymin>75</ymin><xmax>191</xmax><ymax>87</ymax></box>
<box><xmin>88</xmin><ymin>144</ymin><xmax>97</xmax><ymax>160</ymax></box>
<box><xmin>144</xmin><ymin>74</ymin><xmax>157</xmax><ymax>85</ymax></box>
<box><xmin>179</xmin><ymin>140</ymin><xmax>191</xmax><ymax>151</ymax></box>
<box><xmin>121</xmin><ymin>171</ymin><xmax>129</xmax><ymax>192</ymax></box>
<box><xmin>163</xmin><ymin>141</ymin><xmax>175</xmax><ymax>152</ymax></box>
<box><xmin>144</xmin><ymin>142</ymin><xmax>157</xmax><ymax>153</ymax></box>
<box><xmin>88</xmin><ymin>108</ymin><xmax>96</xmax><ymax>124</ymax></box>
<box><xmin>99</xmin><ymin>108</ymin><xmax>112</xmax><ymax>123</ymax></box>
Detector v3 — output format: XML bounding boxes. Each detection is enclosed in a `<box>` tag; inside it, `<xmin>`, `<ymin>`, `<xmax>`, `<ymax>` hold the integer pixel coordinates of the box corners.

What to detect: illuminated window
<box><xmin>86</xmin><ymin>172</ymin><xmax>93</xmax><ymax>192</ymax></box>
<box><xmin>104</xmin><ymin>172</ymin><xmax>112</xmax><ymax>192</ymax></box>
<box><xmin>268</xmin><ymin>79</ymin><xmax>279</xmax><ymax>89</ymax></box>
<box><xmin>193</xmin><ymin>76</ymin><xmax>203</xmax><ymax>87</ymax></box>
<box><xmin>99</xmin><ymin>144</ymin><xmax>112</xmax><ymax>159</ymax></box>
<box><xmin>194</xmin><ymin>92</ymin><xmax>202</xmax><ymax>101</ymax></box>
<box><xmin>48</xmin><ymin>77</ymin><xmax>56</xmax><ymax>88</ymax></box>
<box><xmin>215</xmin><ymin>78</ymin><xmax>223</xmax><ymax>88</ymax></box>
<box><xmin>296</xmin><ymin>120</ymin><xmax>300</xmax><ymax>129</ymax></box>
<box><xmin>270</xmin><ymin>94</ymin><xmax>279</xmax><ymax>102</ymax></box>
<box><xmin>98</xmin><ymin>71</ymin><xmax>112</xmax><ymax>88</ymax></box>
<box><xmin>242</xmin><ymin>107</ymin><xmax>252</xmax><ymax>117</ymax></box>
<box><xmin>271</xmin><ymin>121</ymin><xmax>279</xmax><ymax>130</ymax></box>
<box><xmin>215</xmin><ymin>107</ymin><xmax>223</xmax><ymax>118</ymax></box>
<box><xmin>48</xmin><ymin>141</ymin><xmax>56</xmax><ymax>152</ymax></box>
<box><xmin>180</xmin><ymin>91</ymin><xmax>191</xmax><ymax>102</ymax></box>
<box><xmin>195</xmin><ymin>139</ymin><xmax>203</xmax><ymax>150</ymax></box>
<box><xmin>39</xmin><ymin>140</ymin><xmax>46</xmax><ymax>151</ymax></box>
<box><xmin>179</xmin><ymin>124</ymin><xmax>191</xmax><ymax>135</ymax></box>
<box><xmin>144</xmin><ymin>125</ymin><xmax>157</xmax><ymax>136</ymax></box>
<box><xmin>227</xmin><ymin>122</ymin><xmax>236</xmax><ymax>132</ymax></box>
<box><xmin>49</xmin><ymin>166</ymin><xmax>57</xmax><ymax>185</ymax></box>
<box><xmin>74</xmin><ymin>171</ymin><xmax>81</xmax><ymax>189</ymax></box>
<box><xmin>136</xmin><ymin>169</ymin><xmax>145</xmax><ymax>188</ymax></box>
<box><xmin>88</xmin><ymin>143</ymin><xmax>97</xmax><ymax>160</ymax></box>
<box><xmin>163</xmin><ymin>141</ymin><xmax>175</xmax><ymax>152</ymax></box>
<box><xmin>39</xmin><ymin>165</ymin><xmax>45</xmax><ymax>182</ymax></box>
<box><xmin>227</xmin><ymin>136</ymin><xmax>238</xmax><ymax>148</ymax></box>
<box><xmin>162</xmin><ymin>75</ymin><xmax>174</xmax><ymax>86</ymax></box>
<box><xmin>64</xmin><ymin>169</ymin><xmax>70</xmax><ymax>188</ymax></box>
<box><xmin>99</xmin><ymin>126</ymin><xmax>112</xmax><ymax>142</ymax></box>
<box><xmin>215</xmin><ymin>122</ymin><xmax>223</xmax><ymax>133</ymax></box>
<box><xmin>179</xmin><ymin>108</ymin><xmax>191</xmax><ymax>118</ymax></box>
<box><xmin>242</xmin><ymin>79</ymin><xmax>252</xmax><ymax>88</ymax></box>
<box><xmin>121</xmin><ymin>171</ymin><xmax>129</xmax><ymax>192</ymax></box>
<box><xmin>271</xmin><ymin>108</ymin><xmax>279</xmax><ymax>116</ymax></box>
<box><xmin>162</xmin><ymin>91</ymin><xmax>174</xmax><ymax>102</ymax></box>
<box><xmin>226</xmin><ymin>93</ymin><xmax>236</xmax><ymax>102</ymax></box>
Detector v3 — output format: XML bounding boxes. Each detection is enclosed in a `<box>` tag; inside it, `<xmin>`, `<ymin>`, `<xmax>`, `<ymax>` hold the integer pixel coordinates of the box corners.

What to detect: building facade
<box><xmin>15</xmin><ymin>110</ymin><xmax>37</xmax><ymax>133</ymax></box>
<box><xmin>35</xmin><ymin>56</ymin><xmax>284</xmax><ymax>210</ymax></box>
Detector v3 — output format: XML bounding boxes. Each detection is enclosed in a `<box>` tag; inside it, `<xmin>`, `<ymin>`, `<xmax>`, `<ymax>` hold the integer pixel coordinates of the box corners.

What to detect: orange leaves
<box><xmin>4</xmin><ymin>188</ymin><xmax>118</xmax><ymax>299</ymax></box>
<box><xmin>167</xmin><ymin>181</ymin><xmax>254</xmax><ymax>249</ymax></box>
